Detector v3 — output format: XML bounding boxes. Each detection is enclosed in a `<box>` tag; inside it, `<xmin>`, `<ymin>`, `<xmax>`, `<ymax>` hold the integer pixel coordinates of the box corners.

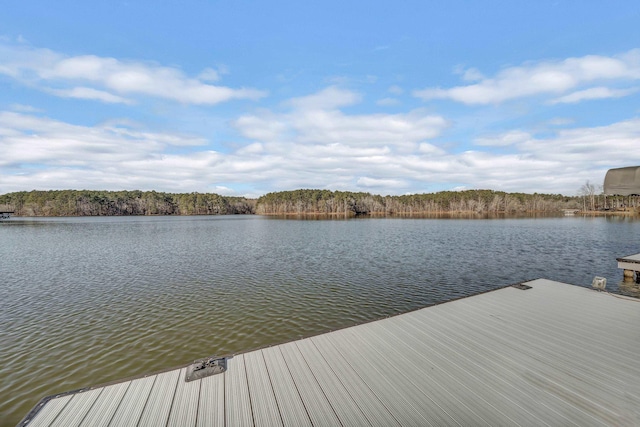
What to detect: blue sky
<box><xmin>1</xmin><ymin>1</ymin><xmax>639</xmax><ymax>197</ymax></box>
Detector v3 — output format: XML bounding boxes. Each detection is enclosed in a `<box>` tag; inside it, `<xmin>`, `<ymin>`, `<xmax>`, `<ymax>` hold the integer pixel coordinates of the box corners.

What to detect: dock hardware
<box><xmin>591</xmin><ymin>276</ymin><xmax>607</xmax><ymax>291</ymax></box>
<box><xmin>511</xmin><ymin>283</ymin><xmax>532</xmax><ymax>290</ymax></box>
<box><xmin>185</xmin><ymin>356</ymin><xmax>227</xmax><ymax>382</ymax></box>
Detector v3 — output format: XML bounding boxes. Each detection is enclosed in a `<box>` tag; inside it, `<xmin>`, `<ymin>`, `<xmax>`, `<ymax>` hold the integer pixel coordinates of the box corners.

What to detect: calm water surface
<box><xmin>1</xmin><ymin>215</ymin><xmax>639</xmax><ymax>426</ymax></box>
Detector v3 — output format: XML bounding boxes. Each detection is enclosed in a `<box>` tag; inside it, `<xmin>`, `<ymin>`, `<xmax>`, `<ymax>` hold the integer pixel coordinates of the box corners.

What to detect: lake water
<box><xmin>1</xmin><ymin>214</ymin><xmax>639</xmax><ymax>426</ymax></box>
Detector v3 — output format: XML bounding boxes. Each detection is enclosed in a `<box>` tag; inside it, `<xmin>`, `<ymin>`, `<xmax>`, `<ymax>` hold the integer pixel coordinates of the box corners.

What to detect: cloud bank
<box><xmin>2</xmin><ymin>85</ymin><xmax>639</xmax><ymax>196</ymax></box>
<box><xmin>0</xmin><ymin>41</ymin><xmax>266</xmax><ymax>105</ymax></box>
<box><xmin>1</xmin><ymin>41</ymin><xmax>639</xmax><ymax>197</ymax></box>
<box><xmin>414</xmin><ymin>50</ymin><xmax>640</xmax><ymax>105</ymax></box>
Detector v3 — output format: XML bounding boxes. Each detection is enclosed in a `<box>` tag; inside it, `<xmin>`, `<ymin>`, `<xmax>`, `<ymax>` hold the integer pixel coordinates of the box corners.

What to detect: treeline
<box><xmin>256</xmin><ymin>189</ymin><xmax>581</xmax><ymax>215</ymax></box>
<box><xmin>0</xmin><ymin>190</ymin><xmax>255</xmax><ymax>216</ymax></box>
<box><xmin>0</xmin><ymin>188</ymin><xmax>583</xmax><ymax>217</ymax></box>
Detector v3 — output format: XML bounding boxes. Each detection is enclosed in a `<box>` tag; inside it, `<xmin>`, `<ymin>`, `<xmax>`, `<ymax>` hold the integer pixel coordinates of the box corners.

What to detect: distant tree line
<box><xmin>255</xmin><ymin>189</ymin><xmax>581</xmax><ymax>215</ymax></box>
<box><xmin>0</xmin><ymin>190</ymin><xmax>255</xmax><ymax>216</ymax></box>
<box><xmin>0</xmin><ymin>188</ymin><xmax>584</xmax><ymax>217</ymax></box>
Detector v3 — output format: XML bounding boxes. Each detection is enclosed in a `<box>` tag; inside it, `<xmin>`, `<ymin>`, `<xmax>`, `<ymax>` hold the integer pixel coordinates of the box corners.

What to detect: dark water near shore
<box><xmin>1</xmin><ymin>215</ymin><xmax>639</xmax><ymax>426</ymax></box>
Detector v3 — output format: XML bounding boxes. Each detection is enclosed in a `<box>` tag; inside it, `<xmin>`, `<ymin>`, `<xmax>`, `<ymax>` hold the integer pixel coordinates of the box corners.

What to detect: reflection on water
<box><xmin>618</xmin><ymin>280</ymin><xmax>640</xmax><ymax>297</ymax></box>
<box><xmin>0</xmin><ymin>215</ymin><xmax>638</xmax><ymax>426</ymax></box>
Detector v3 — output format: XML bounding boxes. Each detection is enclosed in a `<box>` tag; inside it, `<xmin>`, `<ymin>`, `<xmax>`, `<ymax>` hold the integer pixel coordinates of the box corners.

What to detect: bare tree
<box><xmin>579</xmin><ymin>180</ymin><xmax>598</xmax><ymax>211</ymax></box>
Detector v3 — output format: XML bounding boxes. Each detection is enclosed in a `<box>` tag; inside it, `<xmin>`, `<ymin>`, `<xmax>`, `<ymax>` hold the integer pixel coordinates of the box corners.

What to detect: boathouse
<box><xmin>604</xmin><ymin>166</ymin><xmax>640</xmax><ymax>196</ymax></box>
<box><xmin>603</xmin><ymin>166</ymin><xmax>640</xmax><ymax>211</ymax></box>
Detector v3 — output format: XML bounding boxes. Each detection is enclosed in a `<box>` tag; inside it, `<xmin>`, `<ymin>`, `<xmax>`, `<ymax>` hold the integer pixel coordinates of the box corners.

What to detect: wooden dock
<box><xmin>618</xmin><ymin>253</ymin><xmax>640</xmax><ymax>283</ymax></box>
<box><xmin>19</xmin><ymin>279</ymin><xmax>640</xmax><ymax>426</ymax></box>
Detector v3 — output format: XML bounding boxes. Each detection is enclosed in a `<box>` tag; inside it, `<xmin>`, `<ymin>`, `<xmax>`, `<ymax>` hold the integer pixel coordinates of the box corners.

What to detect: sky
<box><xmin>1</xmin><ymin>1</ymin><xmax>639</xmax><ymax>197</ymax></box>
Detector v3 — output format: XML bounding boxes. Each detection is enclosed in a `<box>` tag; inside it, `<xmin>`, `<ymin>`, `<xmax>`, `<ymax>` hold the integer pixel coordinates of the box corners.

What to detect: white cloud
<box><xmin>418</xmin><ymin>142</ymin><xmax>445</xmax><ymax>155</ymax></box>
<box><xmin>197</xmin><ymin>66</ymin><xmax>229</xmax><ymax>82</ymax></box>
<box><xmin>0</xmin><ymin>111</ymin><xmax>205</xmax><ymax>169</ymax></box>
<box><xmin>297</xmin><ymin>142</ymin><xmax>392</xmax><ymax>158</ymax></box>
<box><xmin>388</xmin><ymin>85</ymin><xmax>404</xmax><ymax>95</ymax></box>
<box><xmin>357</xmin><ymin>176</ymin><xmax>407</xmax><ymax>188</ymax></box>
<box><xmin>547</xmin><ymin>118</ymin><xmax>575</xmax><ymax>126</ymax></box>
<box><xmin>0</xmin><ymin>42</ymin><xmax>266</xmax><ymax>105</ymax></box>
<box><xmin>288</xmin><ymin>86</ymin><xmax>361</xmax><ymax>110</ymax></box>
<box><xmin>414</xmin><ymin>49</ymin><xmax>640</xmax><ymax>105</ymax></box>
<box><xmin>469</xmin><ymin>119</ymin><xmax>640</xmax><ymax>168</ymax></box>
<box><xmin>550</xmin><ymin>86</ymin><xmax>638</xmax><ymax>104</ymax></box>
<box><xmin>232</xmin><ymin>113</ymin><xmax>289</xmax><ymax>142</ymax></box>
<box><xmin>453</xmin><ymin>65</ymin><xmax>485</xmax><ymax>82</ymax></box>
<box><xmin>518</xmin><ymin>118</ymin><xmax>640</xmax><ymax>165</ymax></box>
<box><xmin>474</xmin><ymin>130</ymin><xmax>532</xmax><ymax>147</ymax></box>
<box><xmin>376</xmin><ymin>97</ymin><xmax>400</xmax><ymax>106</ymax></box>
<box><xmin>47</xmin><ymin>87</ymin><xmax>133</xmax><ymax>104</ymax></box>
<box><xmin>461</xmin><ymin>68</ymin><xmax>484</xmax><ymax>82</ymax></box>
<box><xmin>292</xmin><ymin>110</ymin><xmax>448</xmax><ymax>148</ymax></box>
<box><xmin>236</xmin><ymin>91</ymin><xmax>449</xmax><ymax>153</ymax></box>
<box><xmin>9</xmin><ymin>104</ymin><xmax>42</xmax><ymax>113</ymax></box>
<box><xmin>439</xmin><ymin>119</ymin><xmax>640</xmax><ymax>194</ymax></box>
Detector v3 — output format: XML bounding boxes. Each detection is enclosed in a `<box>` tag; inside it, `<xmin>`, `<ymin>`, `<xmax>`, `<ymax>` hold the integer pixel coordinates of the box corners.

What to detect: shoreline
<box><xmin>3</xmin><ymin>210</ymin><xmax>639</xmax><ymax>218</ymax></box>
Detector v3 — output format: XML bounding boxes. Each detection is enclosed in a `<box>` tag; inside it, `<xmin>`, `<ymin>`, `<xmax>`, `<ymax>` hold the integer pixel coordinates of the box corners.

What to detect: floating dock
<box><xmin>19</xmin><ymin>279</ymin><xmax>640</xmax><ymax>426</ymax></box>
<box><xmin>618</xmin><ymin>253</ymin><xmax>640</xmax><ymax>283</ymax></box>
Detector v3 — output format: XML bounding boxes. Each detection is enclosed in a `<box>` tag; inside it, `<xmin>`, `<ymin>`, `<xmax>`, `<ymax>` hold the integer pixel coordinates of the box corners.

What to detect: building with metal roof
<box><xmin>603</xmin><ymin>166</ymin><xmax>640</xmax><ymax>196</ymax></box>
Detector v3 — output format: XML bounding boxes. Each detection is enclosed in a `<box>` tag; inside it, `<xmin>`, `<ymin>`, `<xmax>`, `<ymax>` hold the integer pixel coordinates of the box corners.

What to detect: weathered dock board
<box><xmin>19</xmin><ymin>279</ymin><xmax>640</xmax><ymax>426</ymax></box>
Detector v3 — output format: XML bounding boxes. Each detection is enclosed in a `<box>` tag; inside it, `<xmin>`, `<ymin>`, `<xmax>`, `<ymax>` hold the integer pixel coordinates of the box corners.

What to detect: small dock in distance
<box><xmin>0</xmin><ymin>210</ymin><xmax>14</xmax><ymax>219</ymax></box>
<box><xmin>19</xmin><ymin>279</ymin><xmax>640</xmax><ymax>426</ymax></box>
<box><xmin>618</xmin><ymin>253</ymin><xmax>640</xmax><ymax>283</ymax></box>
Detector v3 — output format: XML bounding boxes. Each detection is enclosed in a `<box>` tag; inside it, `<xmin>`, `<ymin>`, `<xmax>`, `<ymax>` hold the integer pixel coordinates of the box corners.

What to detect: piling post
<box><xmin>623</xmin><ymin>269</ymin><xmax>636</xmax><ymax>282</ymax></box>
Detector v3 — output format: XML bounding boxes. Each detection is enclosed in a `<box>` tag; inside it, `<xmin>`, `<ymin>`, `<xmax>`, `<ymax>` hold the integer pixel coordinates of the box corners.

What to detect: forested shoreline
<box><xmin>0</xmin><ymin>189</ymin><xmax>585</xmax><ymax>217</ymax></box>
<box><xmin>256</xmin><ymin>189</ymin><xmax>581</xmax><ymax>215</ymax></box>
<box><xmin>0</xmin><ymin>190</ymin><xmax>255</xmax><ymax>216</ymax></box>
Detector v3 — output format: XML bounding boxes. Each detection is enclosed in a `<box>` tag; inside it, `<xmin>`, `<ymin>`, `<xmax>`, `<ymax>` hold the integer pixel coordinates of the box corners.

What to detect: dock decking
<box><xmin>19</xmin><ymin>279</ymin><xmax>640</xmax><ymax>426</ymax></box>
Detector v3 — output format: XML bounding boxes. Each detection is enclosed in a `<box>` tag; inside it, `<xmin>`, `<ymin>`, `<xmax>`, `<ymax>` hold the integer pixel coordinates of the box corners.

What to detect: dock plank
<box><xmin>50</xmin><ymin>389</ymin><xmax>102</xmax><ymax>427</ymax></box>
<box><xmin>137</xmin><ymin>369</ymin><xmax>181</xmax><ymax>427</ymax></box>
<box><xmin>294</xmin><ymin>339</ymin><xmax>372</xmax><ymax>426</ymax></box>
<box><xmin>225</xmin><ymin>355</ymin><xmax>253</xmax><ymax>426</ymax></box>
<box><xmin>336</xmin><ymin>326</ymin><xmax>461</xmax><ymax>427</ymax></box>
<box><xmin>358</xmin><ymin>322</ymin><xmax>507</xmax><ymax>426</ymax></box>
<box><xmin>196</xmin><ymin>370</ymin><xmax>225</xmax><ymax>427</ymax></box>
<box><xmin>167</xmin><ymin>368</ymin><xmax>201</xmax><ymax>427</ymax></box>
<box><xmin>27</xmin><ymin>395</ymin><xmax>73</xmax><ymax>427</ymax></box>
<box><xmin>244</xmin><ymin>350</ymin><xmax>283</xmax><ymax>426</ymax></box>
<box><xmin>278</xmin><ymin>342</ymin><xmax>342</xmax><ymax>427</ymax></box>
<box><xmin>261</xmin><ymin>346</ymin><xmax>312</xmax><ymax>427</ymax></box>
<box><xmin>108</xmin><ymin>375</ymin><xmax>155</xmax><ymax>427</ymax></box>
<box><xmin>78</xmin><ymin>382</ymin><xmax>130</xmax><ymax>427</ymax></box>
<box><xmin>307</xmin><ymin>334</ymin><xmax>401</xmax><ymax>427</ymax></box>
<box><xmin>326</xmin><ymin>331</ymin><xmax>436</xmax><ymax>426</ymax></box>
